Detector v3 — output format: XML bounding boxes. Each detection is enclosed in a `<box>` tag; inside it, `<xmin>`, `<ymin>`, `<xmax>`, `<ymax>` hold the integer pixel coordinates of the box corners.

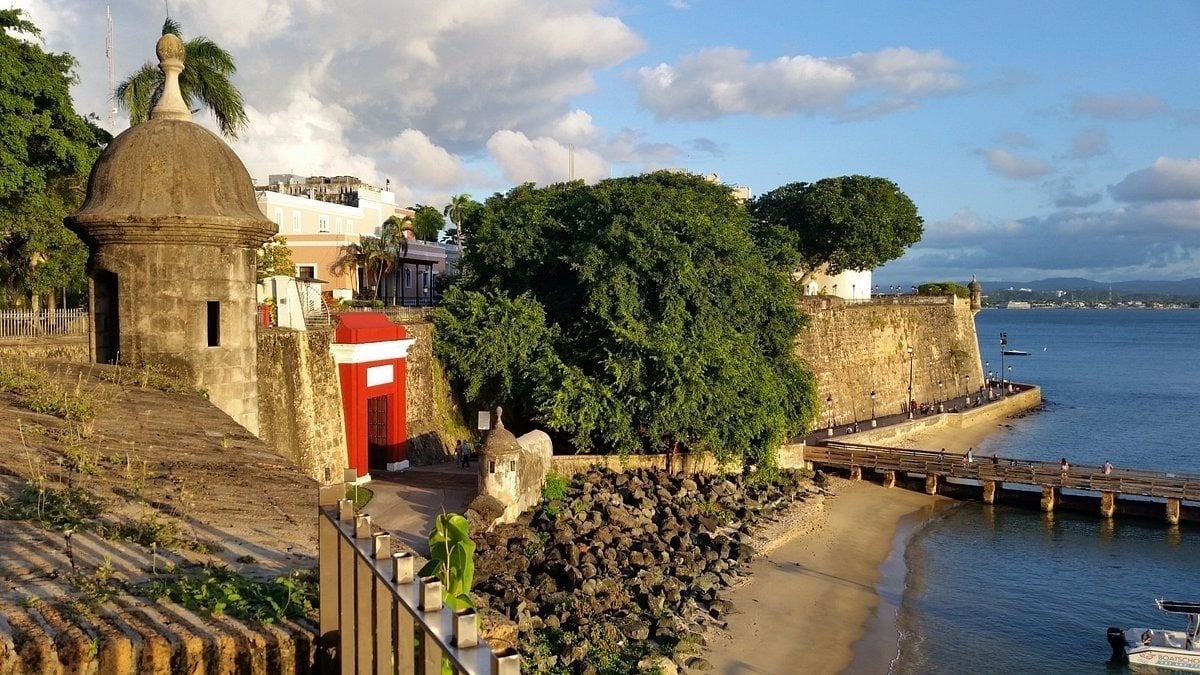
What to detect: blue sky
<box><xmin>17</xmin><ymin>0</ymin><xmax>1200</xmax><ymax>283</ymax></box>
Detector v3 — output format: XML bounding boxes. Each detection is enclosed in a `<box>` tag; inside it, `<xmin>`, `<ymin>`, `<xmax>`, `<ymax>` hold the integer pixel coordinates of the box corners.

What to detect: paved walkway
<box><xmin>362</xmin><ymin>463</ymin><xmax>477</xmax><ymax>556</ymax></box>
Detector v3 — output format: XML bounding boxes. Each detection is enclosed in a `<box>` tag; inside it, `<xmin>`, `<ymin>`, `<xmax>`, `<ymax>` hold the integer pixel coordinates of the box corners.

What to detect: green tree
<box><xmin>749</xmin><ymin>176</ymin><xmax>923</xmax><ymax>286</ymax></box>
<box><xmin>330</xmin><ymin>240</ymin><xmax>365</xmax><ymax>297</ymax></box>
<box><xmin>0</xmin><ymin>9</ymin><xmax>109</xmax><ymax>310</ymax></box>
<box><xmin>917</xmin><ymin>281</ymin><xmax>969</xmax><ymax>298</ymax></box>
<box><xmin>442</xmin><ymin>193</ymin><xmax>480</xmax><ymax>253</ymax></box>
<box><xmin>355</xmin><ymin>235</ymin><xmax>391</xmax><ymax>301</ymax></box>
<box><xmin>115</xmin><ymin>17</ymin><xmax>248</xmax><ymax>139</ymax></box>
<box><xmin>408</xmin><ymin>204</ymin><xmax>444</xmax><ymax>241</ymax></box>
<box><xmin>379</xmin><ymin>215</ymin><xmax>413</xmax><ymax>304</ymax></box>
<box><xmin>255</xmin><ymin>236</ymin><xmax>294</xmax><ymax>282</ymax></box>
<box><xmin>432</xmin><ymin>172</ymin><xmax>817</xmax><ymax>466</ymax></box>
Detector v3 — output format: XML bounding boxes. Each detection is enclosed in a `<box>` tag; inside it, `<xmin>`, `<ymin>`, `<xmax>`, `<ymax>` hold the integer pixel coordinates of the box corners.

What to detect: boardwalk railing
<box><xmin>809</xmin><ymin>441</ymin><xmax>1200</xmax><ymax>502</ymax></box>
<box><xmin>318</xmin><ymin>483</ymin><xmax>519</xmax><ymax>674</ymax></box>
<box><xmin>0</xmin><ymin>308</ymin><xmax>88</xmax><ymax>339</ymax></box>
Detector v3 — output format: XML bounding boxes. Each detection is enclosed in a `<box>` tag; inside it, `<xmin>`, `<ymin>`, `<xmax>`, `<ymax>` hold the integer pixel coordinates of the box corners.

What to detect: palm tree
<box><xmin>357</xmin><ymin>236</ymin><xmax>390</xmax><ymax>301</ymax></box>
<box><xmin>330</xmin><ymin>241</ymin><xmax>365</xmax><ymax>297</ymax></box>
<box><xmin>379</xmin><ymin>215</ymin><xmax>414</xmax><ymax>305</ymax></box>
<box><xmin>115</xmin><ymin>17</ymin><xmax>248</xmax><ymax>139</ymax></box>
<box><xmin>442</xmin><ymin>193</ymin><xmax>475</xmax><ymax>254</ymax></box>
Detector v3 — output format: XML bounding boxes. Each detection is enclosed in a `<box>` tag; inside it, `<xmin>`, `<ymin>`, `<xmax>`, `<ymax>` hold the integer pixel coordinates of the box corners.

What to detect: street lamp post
<box><xmin>826</xmin><ymin>395</ymin><xmax>834</xmax><ymax>436</ymax></box>
<box><xmin>937</xmin><ymin>380</ymin><xmax>944</xmax><ymax>412</ymax></box>
<box><xmin>906</xmin><ymin>346</ymin><xmax>914</xmax><ymax>419</ymax></box>
<box><xmin>1007</xmin><ymin>365</ymin><xmax>1013</xmax><ymax>394</ymax></box>
<box><xmin>870</xmin><ymin>390</ymin><xmax>877</xmax><ymax>427</ymax></box>
<box><xmin>964</xmin><ymin>374</ymin><xmax>971</xmax><ymax>403</ymax></box>
<box><xmin>1000</xmin><ymin>332</ymin><xmax>1008</xmax><ymax>388</ymax></box>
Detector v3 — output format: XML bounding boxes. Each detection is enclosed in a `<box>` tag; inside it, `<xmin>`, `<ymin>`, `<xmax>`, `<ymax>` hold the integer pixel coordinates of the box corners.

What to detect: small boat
<box><xmin>1001</xmin><ymin>349</ymin><xmax>1031</xmax><ymax>356</ymax></box>
<box><xmin>1108</xmin><ymin>599</ymin><xmax>1200</xmax><ymax>672</ymax></box>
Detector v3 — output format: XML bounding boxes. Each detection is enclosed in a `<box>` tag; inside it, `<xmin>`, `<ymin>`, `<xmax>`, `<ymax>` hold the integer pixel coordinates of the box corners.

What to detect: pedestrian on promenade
<box><xmin>966</xmin><ymin>448</ymin><xmax>974</xmax><ymax>463</ymax></box>
<box><xmin>1103</xmin><ymin>459</ymin><xmax>1113</xmax><ymax>475</ymax></box>
<box><xmin>1060</xmin><ymin>457</ymin><xmax>1070</xmax><ymax>472</ymax></box>
<box><xmin>461</xmin><ymin>438</ymin><xmax>472</xmax><ymax>468</ymax></box>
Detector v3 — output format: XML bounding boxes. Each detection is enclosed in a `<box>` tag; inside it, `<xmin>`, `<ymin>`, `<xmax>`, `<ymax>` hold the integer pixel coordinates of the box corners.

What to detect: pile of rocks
<box><xmin>471</xmin><ymin>467</ymin><xmax>815</xmax><ymax>671</ymax></box>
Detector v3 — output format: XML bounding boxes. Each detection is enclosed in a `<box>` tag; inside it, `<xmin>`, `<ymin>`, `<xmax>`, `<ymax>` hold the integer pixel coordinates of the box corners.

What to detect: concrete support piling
<box><xmin>1040</xmin><ymin>485</ymin><xmax>1057</xmax><ymax>512</ymax></box>
<box><xmin>982</xmin><ymin>480</ymin><xmax>997</xmax><ymax>504</ymax></box>
<box><xmin>881</xmin><ymin>471</ymin><xmax>895</xmax><ymax>488</ymax></box>
<box><xmin>849</xmin><ymin>465</ymin><xmax>862</xmax><ymax>481</ymax></box>
<box><xmin>1166</xmin><ymin>498</ymin><xmax>1181</xmax><ymax>525</ymax></box>
<box><xmin>1100</xmin><ymin>491</ymin><xmax>1116</xmax><ymax>518</ymax></box>
<box><xmin>924</xmin><ymin>474</ymin><xmax>939</xmax><ymax>495</ymax></box>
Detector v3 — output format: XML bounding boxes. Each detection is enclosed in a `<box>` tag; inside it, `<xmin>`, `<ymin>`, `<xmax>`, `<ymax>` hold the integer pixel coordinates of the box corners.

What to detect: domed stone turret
<box><xmin>968</xmin><ymin>275</ymin><xmax>983</xmax><ymax>312</ymax></box>
<box><xmin>478</xmin><ymin>407</ymin><xmax>522</xmax><ymax>506</ymax></box>
<box><xmin>65</xmin><ymin>33</ymin><xmax>275</xmax><ymax>434</ymax></box>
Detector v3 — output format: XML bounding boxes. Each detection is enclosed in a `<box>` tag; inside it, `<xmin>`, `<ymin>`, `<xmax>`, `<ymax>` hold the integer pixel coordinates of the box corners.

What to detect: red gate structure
<box><xmin>332</xmin><ymin>313</ymin><xmax>416</xmax><ymax>479</ymax></box>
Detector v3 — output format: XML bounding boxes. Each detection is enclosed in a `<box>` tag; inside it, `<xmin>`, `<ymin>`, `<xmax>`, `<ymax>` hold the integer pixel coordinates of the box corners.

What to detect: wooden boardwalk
<box><xmin>806</xmin><ymin>441</ymin><xmax>1200</xmax><ymax>523</ymax></box>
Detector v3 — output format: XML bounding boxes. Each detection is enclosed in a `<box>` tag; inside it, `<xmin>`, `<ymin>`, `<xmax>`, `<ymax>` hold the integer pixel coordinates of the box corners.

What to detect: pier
<box><xmin>806</xmin><ymin>441</ymin><xmax>1200</xmax><ymax>524</ymax></box>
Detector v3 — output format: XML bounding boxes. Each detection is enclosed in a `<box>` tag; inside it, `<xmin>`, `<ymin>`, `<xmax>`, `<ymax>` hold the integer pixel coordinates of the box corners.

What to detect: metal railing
<box><xmin>317</xmin><ymin>483</ymin><xmax>519</xmax><ymax>674</ymax></box>
<box><xmin>0</xmin><ymin>308</ymin><xmax>88</xmax><ymax>338</ymax></box>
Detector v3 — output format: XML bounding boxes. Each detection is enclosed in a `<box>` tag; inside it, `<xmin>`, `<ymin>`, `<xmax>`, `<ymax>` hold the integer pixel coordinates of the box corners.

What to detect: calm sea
<box><xmin>888</xmin><ymin>308</ymin><xmax>1200</xmax><ymax>675</ymax></box>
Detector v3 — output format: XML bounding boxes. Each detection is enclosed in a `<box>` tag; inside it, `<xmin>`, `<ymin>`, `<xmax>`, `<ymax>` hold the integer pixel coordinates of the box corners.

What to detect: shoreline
<box><xmin>703</xmin><ymin>420</ymin><xmax>1007</xmax><ymax>674</ymax></box>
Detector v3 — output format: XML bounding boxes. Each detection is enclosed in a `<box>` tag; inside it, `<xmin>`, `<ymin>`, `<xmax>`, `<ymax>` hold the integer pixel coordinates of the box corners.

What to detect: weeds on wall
<box><xmin>143</xmin><ymin>565</ymin><xmax>318</xmax><ymax>624</ymax></box>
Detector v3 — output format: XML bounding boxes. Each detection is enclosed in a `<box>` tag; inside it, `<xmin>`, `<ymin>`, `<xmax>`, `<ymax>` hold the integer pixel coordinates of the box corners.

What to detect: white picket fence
<box><xmin>0</xmin><ymin>308</ymin><xmax>88</xmax><ymax>339</ymax></box>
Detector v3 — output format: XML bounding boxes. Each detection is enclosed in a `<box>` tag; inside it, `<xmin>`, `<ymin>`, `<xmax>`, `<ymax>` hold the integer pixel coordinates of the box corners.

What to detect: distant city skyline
<box><xmin>18</xmin><ymin>0</ymin><xmax>1200</xmax><ymax>282</ymax></box>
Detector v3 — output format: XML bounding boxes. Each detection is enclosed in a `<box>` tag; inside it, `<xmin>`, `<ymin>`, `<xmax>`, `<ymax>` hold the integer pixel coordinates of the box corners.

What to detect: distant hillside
<box><xmin>982</xmin><ymin>278</ymin><xmax>1200</xmax><ymax>296</ymax></box>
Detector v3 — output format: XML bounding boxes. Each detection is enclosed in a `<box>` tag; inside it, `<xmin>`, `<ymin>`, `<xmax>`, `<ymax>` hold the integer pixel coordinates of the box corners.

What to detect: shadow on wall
<box><xmin>405</xmin><ymin>430</ymin><xmax>452</xmax><ymax>466</ymax></box>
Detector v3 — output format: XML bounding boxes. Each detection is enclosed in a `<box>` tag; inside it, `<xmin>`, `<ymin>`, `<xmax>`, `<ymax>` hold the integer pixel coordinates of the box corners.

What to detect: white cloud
<box><xmin>982</xmin><ymin>148</ymin><xmax>1053</xmax><ymax>180</ymax></box>
<box><xmin>486</xmin><ymin>130</ymin><xmax>608</xmax><ymax>185</ymax></box>
<box><xmin>632</xmin><ymin>46</ymin><xmax>962</xmax><ymax>121</ymax></box>
<box><xmin>1067</xmin><ymin>128</ymin><xmax>1109</xmax><ymax>160</ymax></box>
<box><xmin>1071</xmin><ymin>93</ymin><xmax>1165</xmax><ymax>120</ymax></box>
<box><xmin>545</xmin><ymin>110</ymin><xmax>601</xmax><ymax>146</ymax></box>
<box><xmin>1109</xmin><ymin>157</ymin><xmax>1200</xmax><ymax>202</ymax></box>
<box><xmin>387</xmin><ymin>130</ymin><xmax>472</xmax><ymax>190</ymax></box>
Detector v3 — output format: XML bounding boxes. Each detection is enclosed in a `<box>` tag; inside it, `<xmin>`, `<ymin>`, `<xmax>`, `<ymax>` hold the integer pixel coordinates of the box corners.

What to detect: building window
<box><xmin>273</xmin><ymin>208</ymin><xmax>283</xmax><ymax>228</ymax></box>
<box><xmin>335</xmin><ymin>217</ymin><xmax>343</xmax><ymax>234</ymax></box>
<box><xmin>318</xmin><ymin>216</ymin><xmax>329</xmax><ymax>233</ymax></box>
<box><xmin>347</xmin><ymin>219</ymin><xmax>355</xmax><ymax>233</ymax></box>
<box><xmin>404</xmin><ymin>268</ymin><xmax>412</xmax><ymax>288</ymax></box>
<box><xmin>297</xmin><ymin>265</ymin><xmax>316</xmax><ymax>281</ymax></box>
<box><xmin>206</xmin><ymin>301</ymin><xmax>220</xmax><ymax>347</ymax></box>
<box><xmin>291</xmin><ymin>212</ymin><xmax>301</xmax><ymax>233</ymax></box>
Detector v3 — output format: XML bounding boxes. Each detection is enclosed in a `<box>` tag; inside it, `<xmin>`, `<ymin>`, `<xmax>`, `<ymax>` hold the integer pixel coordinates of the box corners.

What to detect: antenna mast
<box><xmin>106</xmin><ymin>6</ymin><xmax>116</xmax><ymax>133</ymax></box>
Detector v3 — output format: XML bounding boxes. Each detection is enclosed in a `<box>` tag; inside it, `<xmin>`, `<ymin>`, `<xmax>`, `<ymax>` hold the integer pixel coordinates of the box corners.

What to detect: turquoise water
<box><xmin>891</xmin><ymin>309</ymin><xmax>1200</xmax><ymax>674</ymax></box>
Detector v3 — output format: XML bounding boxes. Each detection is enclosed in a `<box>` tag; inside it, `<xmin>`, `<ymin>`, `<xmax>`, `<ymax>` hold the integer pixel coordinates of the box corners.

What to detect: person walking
<box><xmin>1103</xmin><ymin>459</ymin><xmax>1113</xmax><ymax>475</ymax></box>
<box><xmin>460</xmin><ymin>437</ymin><xmax>472</xmax><ymax>468</ymax></box>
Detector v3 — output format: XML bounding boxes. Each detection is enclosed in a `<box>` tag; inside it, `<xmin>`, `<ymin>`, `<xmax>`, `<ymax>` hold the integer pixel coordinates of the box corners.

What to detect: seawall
<box><xmin>797</xmin><ymin>296</ymin><xmax>983</xmax><ymax>430</ymax></box>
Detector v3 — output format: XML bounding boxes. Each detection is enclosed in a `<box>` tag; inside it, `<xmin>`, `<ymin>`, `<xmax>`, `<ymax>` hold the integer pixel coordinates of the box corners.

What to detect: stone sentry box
<box><xmin>331</xmin><ymin>313</ymin><xmax>416</xmax><ymax>479</ymax></box>
<box><xmin>66</xmin><ymin>33</ymin><xmax>276</xmax><ymax>435</ymax></box>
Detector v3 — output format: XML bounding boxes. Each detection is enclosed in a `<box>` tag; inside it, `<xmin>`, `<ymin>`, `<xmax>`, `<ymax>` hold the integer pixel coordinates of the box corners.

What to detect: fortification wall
<box><xmin>796</xmin><ymin>296</ymin><xmax>983</xmax><ymax>430</ymax></box>
<box><xmin>256</xmin><ymin>328</ymin><xmax>346</xmax><ymax>484</ymax></box>
<box><xmin>0</xmin><ymin>336</ymin><xmax>88</xmax><ymax>362</ymax></box>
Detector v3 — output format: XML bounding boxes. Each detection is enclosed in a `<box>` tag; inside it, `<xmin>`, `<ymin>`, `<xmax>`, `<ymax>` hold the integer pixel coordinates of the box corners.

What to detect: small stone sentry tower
<box><xmin>478</xmin><ymin>407</ymin><xmax>521</xmax><ymax>507</ymax></box>
<box><xmin>66</xmin><ymin>33</ymin><xmax>276</xmax><ymax>434</ymax></box>
<box><xmin>968</xmin><ymin>275</ymin><xmax>983</xmax><ymax>312</ymax></box>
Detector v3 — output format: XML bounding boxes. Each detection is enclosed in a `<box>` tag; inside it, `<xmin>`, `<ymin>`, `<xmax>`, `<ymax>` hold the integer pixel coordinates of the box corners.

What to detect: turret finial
<box><xmin>150</xmin><ymin>33</ymin><xmax>192</xmax><ymax>122</ymax></box>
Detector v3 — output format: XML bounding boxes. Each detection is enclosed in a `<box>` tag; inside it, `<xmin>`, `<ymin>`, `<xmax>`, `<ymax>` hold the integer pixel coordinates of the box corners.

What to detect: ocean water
<box><xmin>889</xmin><ymin>309</ymin><xmax>1200</xmax><ymax>675</ymax></box>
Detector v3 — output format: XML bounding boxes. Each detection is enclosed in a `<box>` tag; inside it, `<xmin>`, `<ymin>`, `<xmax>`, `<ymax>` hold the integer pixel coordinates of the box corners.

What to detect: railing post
<box><xmin>337</xmin><ymin>497</ymin><xmax>356</xmax><ymax>675</ymax></box>
<box><xmin>317</xmin><ymin>484</ymin><xmax>344</xmax><ymax>671</ymax></box>
<box><xmin>355</xmin><ymin>514</ymin><xmax>374</xmax><ymax>674</ymax></box>
<box><xmin>420</xmin><ymin>577</ymin><xmax>444</xmax><ymax>674</ymax></box>
<box><xmin>373</xmin><ymin>533</ymin><xmax>396</xmax><ymax>675</ymax></box>
<box><xmin>393</xmin><ymin>553</ymin><xmax>416</xmax><ymax>672</ymax></box>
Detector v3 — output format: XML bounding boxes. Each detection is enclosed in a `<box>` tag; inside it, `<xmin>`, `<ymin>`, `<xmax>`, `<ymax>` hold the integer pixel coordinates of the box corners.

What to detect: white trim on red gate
<box><xmin>330</xmin><ymin>338</ymin><xmax>416</xmax><ymax>364</ymax></box>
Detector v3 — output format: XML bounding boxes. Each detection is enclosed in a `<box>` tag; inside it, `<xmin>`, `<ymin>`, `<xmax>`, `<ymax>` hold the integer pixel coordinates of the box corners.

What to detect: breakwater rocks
<box><xmin>470</xmin><ymin>467</ymin><xmax>818</xmax><ymax>672</ymax></box>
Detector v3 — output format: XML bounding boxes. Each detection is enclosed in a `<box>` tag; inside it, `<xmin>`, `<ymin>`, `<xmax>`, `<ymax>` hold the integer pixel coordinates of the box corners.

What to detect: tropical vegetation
<box><xmin>431</xmin><ymin>171</ymin><xmax>818</xmax><ymax>467</ymax></box>
<box><xmin>0</xmin><ymin>9</ymin><xmax>110</xmax><ymax>310</ymax></box>
<box><xmin>115</xmin><ymin>17</ymin><xmax>248</xmax><ymax>139</ymax></box>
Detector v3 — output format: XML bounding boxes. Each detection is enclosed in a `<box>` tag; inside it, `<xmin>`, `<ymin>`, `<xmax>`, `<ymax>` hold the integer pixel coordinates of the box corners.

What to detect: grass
<box><xmin>0</xmin><ymin>359</ymin><xmax>99</xmax><ymax>435</ymax></box>
<box><xmin>144</xmin><ymin>565</ymin><xmax>318</xmax><ymax>624</ymax></box>
<box><xmin>95</xmin><ymin>361</ymin><xmax>192</xmax><ymax>394</ymax></box>
<box><xmin>0</xmin><ymin>481</ymin><xmax>104</xmax><ymax>531</ymax></box>
<box><xmin>346</xmin><ymin>485</ymin><xmax>374</xmax><ymax>509</ymax></box>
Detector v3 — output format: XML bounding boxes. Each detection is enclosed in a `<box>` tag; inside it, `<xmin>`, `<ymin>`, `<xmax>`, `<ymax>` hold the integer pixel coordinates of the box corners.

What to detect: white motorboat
<box><xmin>1108</xmin><ymin>600</ymin><xmax>1200</xmax><ymax>672</ymax></box>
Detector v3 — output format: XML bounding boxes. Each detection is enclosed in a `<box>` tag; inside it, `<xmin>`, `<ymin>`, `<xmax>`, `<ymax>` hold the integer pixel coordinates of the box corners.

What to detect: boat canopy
<box><xmin>1157</xmin><ymin>600</ymin><xmax>1200</xmax><ymax>614</ymax></box>
<box><xmin>1001</xmin><ymin>350</ymin><xmax>1031</xmax><ymax>356</ymax></box>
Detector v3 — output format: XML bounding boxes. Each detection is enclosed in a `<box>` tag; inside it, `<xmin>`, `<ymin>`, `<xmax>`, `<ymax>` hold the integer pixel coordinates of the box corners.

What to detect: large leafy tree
<box><xmin>0</xmin><ymin>9</ymin><xmax>110</xmax><ymax>310</ymax></box>
<box><xmin>432</xmin><ymin>171</ymin><xmax>817</xmax><ymax>466</ymax></box>
<box><xmin>749</xmin><ymin>175</ymin><xmax>923</xmax><ymax>285</ymax></box>
<box><xmin>255</xmin><ymin>236</ymin><xmax>294</xmax><ymax>282</ymax></box>
<box><xmin>379</xmin><ymin>215</ymin><xmax>413</xmax><ymax>304</ymax></box>
<box><xmin>115</xmin><ymin>17</ymin><xmax>247</xmax><ymax>138</ymax></box>
<box><xmin>409</xmin><ymin>204</ymin><xmax>444</xmax><ymax>241</ymax></box>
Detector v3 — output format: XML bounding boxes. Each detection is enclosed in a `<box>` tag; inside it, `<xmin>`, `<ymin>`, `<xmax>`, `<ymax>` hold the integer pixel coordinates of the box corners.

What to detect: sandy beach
<box><xmin>705</xmin><ymin>420</ymin><xmax>1003</xmax><ymax>674</ymax></box>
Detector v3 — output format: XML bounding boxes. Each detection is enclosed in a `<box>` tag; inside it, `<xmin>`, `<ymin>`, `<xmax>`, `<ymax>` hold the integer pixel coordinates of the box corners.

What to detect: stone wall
<box><xmin>0</xmin><ymin>337</ymin><xmax>88</xmax><ymax>362</ymax></box>
<box><xmin>796</xmin><ymin>296</ymin><xmax>983</xmax><ymax>430</ymax></box>
<box><xmin>257</xmin><ymin>328</ymin><xmax>346</xmax><ymax>484</ymax></box>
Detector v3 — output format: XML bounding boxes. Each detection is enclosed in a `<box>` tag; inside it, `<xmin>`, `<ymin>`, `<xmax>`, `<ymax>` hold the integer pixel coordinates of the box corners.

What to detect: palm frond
<box><xmin>114</xmin><ymin>63</ymin><xmax>162</xmax><ymax>125</ymax></box>
<box><xmin>161</xmin><ymin>17</ymin><xmax>182</xmax><ymax>37</ymax></box>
